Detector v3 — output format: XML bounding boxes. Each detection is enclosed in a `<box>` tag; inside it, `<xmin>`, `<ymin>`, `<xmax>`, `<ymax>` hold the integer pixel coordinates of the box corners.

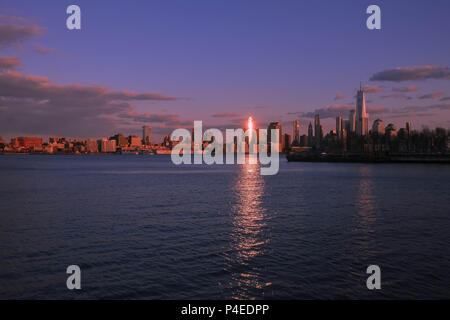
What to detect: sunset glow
<box><xmin>248</xmin><ymin>117</ymin><xmax>253</xmax><ymax>131</ymax></box>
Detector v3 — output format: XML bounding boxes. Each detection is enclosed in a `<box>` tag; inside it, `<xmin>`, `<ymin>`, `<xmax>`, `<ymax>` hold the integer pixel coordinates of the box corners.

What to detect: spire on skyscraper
<box><xmin>356</xmin><ymin>82</ymin><xmax>369</xmax><ymax>136</ymax></box>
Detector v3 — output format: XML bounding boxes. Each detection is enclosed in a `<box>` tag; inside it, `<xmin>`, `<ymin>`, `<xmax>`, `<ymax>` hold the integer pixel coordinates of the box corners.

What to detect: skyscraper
<box><xmin>129</xmin><ymin>135</ymin><xmax>142</xmax><ymax>147</ymax></box>
<box><xmin>386</xmin><ymin>123</ymin><xmax>397</xmax><ymax>138</ymax></box>
<box><xmin>349</xmin><ymin>109</ymin><xmax>356</xmax><ymax>133</ymax></box>
<box><xmin>300</xmin><ymin>135</ymin><xmax>308</xmax><ymax>147</ymax></box>
<box><xmin>406</xmin><ymin>121</ymin><xmax>412</xmax><ymax>136</ymax></box>
<box><xmin>111</xmin><ymin>133</ymin><xmax>128</xmax><ymax>147</ymax></box>
<box><xmin>293</xmin><ymin>120</ymin><xmax>300</xmax><ymax>144</ymax></box>
<box><xmin>283</xmin><ymin>133</ymin><xmax>291</xmax><ymax>152</ymax></box>
<box><xmin>356</xmin><ymin>84</ymin><xmax>369</xmax><ymax>136</ymax></box>
<box><xmin>372</xmin><ymin>119</ymin><xmax>385</xmax><ymax>135</ymax></box>
<box><xmin>143</xmin><ymin>125</ymin><xmax>151</xmax><ymax>145</ymax></box>
<box><xmin>308</xmin><ymin>122</ymin><xmax>313</xmax><ymax>147</ymax></box>
<box><xmin>85</xmin><ymin>139</ymin><xmax>99</xmax><ymax>153</ymax></box>
<box><xmin>336</xmin><ymin>116</ymin><xmax>343</xmax><ymax>139</ymax></box>
<box><xmin>268</xmin><ymin>122</ymin><xmax>282</xmax><ymax>153</ymax></box>
<box><xmin>314</xmin><ymin>114</ymin><xmax>322</xmax><ymax>147</ymax></box>
<box><xmin>344</xmin><ymin>120</ymin><xmax>350</xmax><ymax>135</ymax></box>
<box><xmin>100</xmin><ymin>138</ymin><xmax>117</xmax><ymax>153</ymax></box>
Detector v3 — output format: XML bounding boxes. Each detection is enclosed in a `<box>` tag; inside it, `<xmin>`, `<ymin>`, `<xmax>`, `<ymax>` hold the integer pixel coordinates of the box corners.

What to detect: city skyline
<box><xmin>0</xmin><ymin>1</ymin><xmax>450</xmax><ymax>141</ymax></box>
<box><xmin>0</xmin><ymin>81</ymin><xmax>444</xmax><ymax>145</ymax></box>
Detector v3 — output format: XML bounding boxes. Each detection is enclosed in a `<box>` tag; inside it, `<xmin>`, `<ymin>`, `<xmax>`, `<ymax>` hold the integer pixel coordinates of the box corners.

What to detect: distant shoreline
<box><xmin>0</xmin><ymin>152</ymin><xmax>168</xmax><ymax>156</ymax></box>
<box><xmin>2</xmin><ymin>152</ymin><xmax>450</xmax><ymax>165</ymax></box>
<box><xmin>286</xmin><ymin>153</ymin><xmax>450</xmax><ymax>164</ymax></box>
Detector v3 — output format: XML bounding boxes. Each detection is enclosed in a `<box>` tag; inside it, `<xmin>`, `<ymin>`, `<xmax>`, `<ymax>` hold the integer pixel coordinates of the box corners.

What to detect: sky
<box><xmin>0</xmin><ymin>0</ymin><xmax>449</xmax><ymax>141</ymax></box>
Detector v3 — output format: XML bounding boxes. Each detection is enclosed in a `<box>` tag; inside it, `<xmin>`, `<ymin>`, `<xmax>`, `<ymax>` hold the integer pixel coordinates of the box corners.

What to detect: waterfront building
<box><xmin>11</xmin><ymin>136</ymin><xmax>43</xmax><ymax>148</ymax></box>
<box><xmin>111</xmin><ymin>133</ymin><xmax>128</xmax><ymax>147</ymax></box>
<box><xmin>300</xmin><ymin>135</ymin><xmax>308</xmax><ymax>147</ymax></box>
<box><xmin>336</xmin><ymin>116</ymin><xmax>343</xmax><ymax>139</ymax></box>
<box><xmin>268</xmin><ymin>122</ymin><xmax>282</xmax><ymax>153</ymax></box>
<box><xmin>385</xmin><ymin>123</ymin><xmax>397</xmax><ymax>138</ymax></box>
<box><xmin>49</xmin><ymin>136</ymin><xmax>61</xmax><ymax>144</ymax></box>
<box><xmin>143</xmin><ymin>125</ymin><xmax>151</xmax><ymax>145</ymax></box>
<box><xmin>308</xmin><ymin>122</ymin><xmax>313</xmax><ymax>147</ymax></box>
<box><xmin>42</xmin><ymin>144</ymin><xmax>54</xmax><ymax>154</ymax></box>
<box><xmin>100</xmin><ymin>138</ymin><xmax>117</xmax><ymax>153</ymax></box>
<box><xmin>344</xmin><ymin>119</ymin><xmax>350</xmax><ymax>135</ymax></box>
<box><xmin>398</xmin><ymin>128</ymin><xmax>408</xmax><ymax>140</ymax></box>
<box><xmin>293</xmin><ymin>120</ymin><xmax>300</xmax><ymax>144</ymax></box>
<box><xmin>163</xmin><ymin>135</ymin><xmax>174</xmax><ymax>148</ymax></box>
<box><xmin>314</xmin><ymin>114</ymin><xmax>320</xmax><ymax>138</ymax></box>
<box><xmin>129</xmin><ymin>135</ymin><xmax>142</xmax><ymax>147</ymax></box>
<box><xmin>406</xmin><ymin>121</ymin><xmax>412</xmax><ymax>136</ymax></box>
<box><xmin>356</xmin><ymin>84</ymin><xmax>369</xmax><ymax>136</ymax></box>
<box><xmin>283</xmin><ymin>133</ymin><xmax>291</xmax><ymax>152</ymax></box>
<box><xmin>372</xmin><ymin>119</ymin><xmax>385</xmax><ymax>135</ymax></box>
<box><xmin>85</xmin><ymin>139</ymin><xmax>99</xmax><ymax>153</ymax></box>
<box><xmin>314</xmin><ymin>114</ymin><xmax>323</xmax><ymax>147</ymax></box>
<box><xmin>349</xmin><ymin>109</ymin><xmax>356</xmax><ymax>133</ymax></box>
<box><xmin>318</xmin><ymin>124</ymin><xmax>324</xmax><ymax>148</ymax></box>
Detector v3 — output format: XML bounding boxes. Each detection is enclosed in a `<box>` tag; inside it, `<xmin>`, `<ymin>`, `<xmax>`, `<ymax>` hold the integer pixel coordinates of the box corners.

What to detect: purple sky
<box><xmin>1</xmin><ymin>0</ymin><xmax>449</xmax><ymax>142</ymax></box>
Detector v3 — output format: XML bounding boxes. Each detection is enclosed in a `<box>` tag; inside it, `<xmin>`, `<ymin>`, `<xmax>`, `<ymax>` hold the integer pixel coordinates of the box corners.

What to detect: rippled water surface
<box><xmin>0</xmin><ymin>155</ymin><xmax>449</xmax><ymax>299</ymax></box>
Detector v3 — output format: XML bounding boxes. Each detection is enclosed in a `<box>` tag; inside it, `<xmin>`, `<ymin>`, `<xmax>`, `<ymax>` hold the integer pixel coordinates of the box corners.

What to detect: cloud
<box><xmin>119</xmin><ymin>111</ymin><xmax>191</xmax><ymax>127</ymax></box>
<box><xmin>418</xmin><ymin>91</ymin><xmax>443</xmax><ymax>99</ymax></box>
<box><xmin>212</xmin><ymin>112</ymin><xmax>238</xmax><ymax>118</ymax></box>
<box><xmin>392</xmin><ymin>85</ymin><xmax>420</xmax><ymax>92</ymax></box>
<box><xmin>0</xmin><ymin>56</ymin><xmax>21</xmax><ymax>69</ymax></box>
<box><xmin>440</xmin><ymin>96</ymin><xmax>450</xmax><ymax>101</ymax></box>
<box><xmin>367</xmin><ymin>106</ymin><xmax>389</xmax><ymax>114</ymax></box>
<box><xmin>370</xmin><ymin>65</ymin><xmax>450</xmax><ymax>82</ymax></box>
<box><xmin>0</xmin><ymin>71</ymin><xmax>183</xmax><ymax>103</ymax></box>
<box><xmin>0</xmin><ymin>14</ymin><xmax>189</xmax><ymax>138</ymax></box>
<box><xmin>381</xmin><ymin>92</ymin><xmax>413</xmax><ymax>100</ymax></box>
<box><xmin>334</xmin><ymin>94</ymin><xmax>344</xmax><ymax>100</ymax></box>
<box><xmin>363</xmin><ymin>85</ymin><xmax>383</xmax><ymax>94</ymax></box>
<box><xmin>0</xmin><ymin>70</ymin><xmax>185</xmax><ymax>137</ymax></box>
<box><xmin>380</xmin><ymin>87</ymin><xmax>420</xmax><ymax>100</ymax></box>
<box><xmin>400</xmin><ymin>104</ymin><xmax>450</xmax><ymax>112</ymax></box>
<box><xmin>0</xmin><ymin>15</ymin><xmax>44</xmax><ymax>48</ymax></box>
<box><xmin>106</xmin><ymin>90</ymin><xmax>182</xmax><ymax>101</ymax></box>
<box><xmin>378</xmin><ymin>104</ymin><xmax>450</xmax><ymax>120</ymax></box>
<box><xmin>295</xmin><ymin>104</ymin><xmax>354</xmax><ymax>118</ymax></box>
<box><xmin>247</xmin><ymin>105</ymin><xmax>269</xmax><ymax>109</ymax></box>
<box><xmin>295</xmin><ymin>104</ymin><xmax>388</xmax><ymax>119</ymax></box>
<box><xmin>33</xmin><ymin>43</ymin><xmax>55</xmax><ymax>55</ymax></box>
<box><xmin>0</xmin><ymin>14</ymin><xmax>35</xmax><ymax>25</ymax></box>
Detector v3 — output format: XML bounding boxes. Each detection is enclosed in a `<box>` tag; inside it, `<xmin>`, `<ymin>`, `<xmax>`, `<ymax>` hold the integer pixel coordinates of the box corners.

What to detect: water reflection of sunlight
<box><xmin>356</xmin><ymin>166</ymin><xmax>376</xmax><ymax>252</ymax></box>
<box><xmin>228</xmin><ymin>161</ymin><xmax>269</xmax><ymax>299</ymax></box>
